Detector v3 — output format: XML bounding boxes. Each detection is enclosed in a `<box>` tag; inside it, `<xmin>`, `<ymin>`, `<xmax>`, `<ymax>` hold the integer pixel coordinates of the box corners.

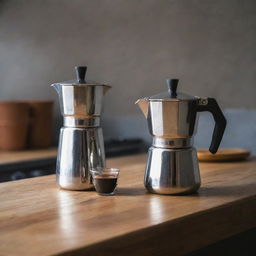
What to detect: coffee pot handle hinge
<box><xmin>196</xmin><ymin>98</ymin><xmax>227</xmax><ymax>154</ymax></box>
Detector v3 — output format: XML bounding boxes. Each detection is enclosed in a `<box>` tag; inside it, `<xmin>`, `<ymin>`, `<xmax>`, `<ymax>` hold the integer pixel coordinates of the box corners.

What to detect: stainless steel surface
<box><xmin>53</xmin><ymin>66</ymin><xmax>110</xmax><ymax>190</ymax></box>
<box><xmin>153</xmin><ymin>138</ymin><xmax>192</xmax><ymax>148</ymax></box>
<box><xmin>137</xmin><ymin>99</ymin><xmax>198</xmax><ymax>138</ymax></box>
<box><xmin>144</xmin><ymin>147</ymin><xmax>200</xmax><ymax>194</ymax></box>
<box><xmin>136</xmin><ymin>94</ymin><xmax>201</xmax><ymax>195</ymax></box>
<box><xmin>146</xmin><ymin>92</ymin><xmax>196</xmax><ymax>101</ymax></box>
<box><xmin>56</xmin><ymin>127</ymin><xmax>105</xmax><ymax>190</ymax></box>
<box><xmin>136</xmin><ymin>80</ymin><xmax>224</xmax><ymax>195</ymax></box>
<box><xmin>64</xmin><ymin>116</ymin><xmax>100</xmax><ymax>127</ymax></box>
<box><xmin>52</xmin><ymin>84</ymin><xmax>110</xmax><ymax>120</ymax></box>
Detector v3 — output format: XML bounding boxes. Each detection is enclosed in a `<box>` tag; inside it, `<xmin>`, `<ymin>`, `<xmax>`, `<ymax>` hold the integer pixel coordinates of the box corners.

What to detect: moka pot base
<box><xmin>56</xmin><ymin>127</ymin><xmax>105</xmax><ymax>191</ymax></box>
<box><xmin>144</xmin><ymin>143</ymin><xmax>201</xmax><ymax>195</ymax></box>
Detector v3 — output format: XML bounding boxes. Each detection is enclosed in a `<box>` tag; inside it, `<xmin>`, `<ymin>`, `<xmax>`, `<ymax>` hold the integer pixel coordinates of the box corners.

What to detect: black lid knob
<box><xmin>166</xmin><ymin>79</ymin><xmax>179</xmax><ymax>97</ymax></box>
<box><xmin>75</xmin><ymin>66</ymin><xmax>87</xmax><ymax>83</ymax></box>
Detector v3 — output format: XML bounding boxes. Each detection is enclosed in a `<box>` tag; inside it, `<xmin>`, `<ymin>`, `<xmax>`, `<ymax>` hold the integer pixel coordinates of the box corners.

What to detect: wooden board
<box><xmin>198</xmin><ymin>148</ymin><xmax>250</xmax><ymax>162</ymax></box>
<box><xmin>0</xmin><ymin>154</ymin><xmax>256</xmax><ymax>256</ymax></box>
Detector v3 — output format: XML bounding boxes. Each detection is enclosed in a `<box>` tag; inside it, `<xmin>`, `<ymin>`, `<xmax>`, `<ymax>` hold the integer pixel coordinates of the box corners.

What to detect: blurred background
<box><xmin>0</xmin><ymin>0</ymin><xmax>256</xmax><ymax>153</ymax></box>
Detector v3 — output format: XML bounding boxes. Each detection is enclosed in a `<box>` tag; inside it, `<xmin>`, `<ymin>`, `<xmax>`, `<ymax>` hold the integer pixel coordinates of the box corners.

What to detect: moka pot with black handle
<box><xmin>136</xmin><ymin>79</ymin><xmax>226</xmax><ymax>195</ymax></box>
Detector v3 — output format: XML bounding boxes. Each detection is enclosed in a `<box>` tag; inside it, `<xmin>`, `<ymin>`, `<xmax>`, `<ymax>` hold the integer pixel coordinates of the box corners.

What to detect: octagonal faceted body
<box><xmin>52</xmin><ymin>66</ymin><xmax>111</xmax><ymax>120</ymax></box>
<box><xmin>52</xmin><ymin>84</ymin><xmax>110</xmax><ymax>118</ymax></box>
<box><xmin>147</xmin><ymin>99</ymin><xmax>198</xmax><ymax>139</ymax></box>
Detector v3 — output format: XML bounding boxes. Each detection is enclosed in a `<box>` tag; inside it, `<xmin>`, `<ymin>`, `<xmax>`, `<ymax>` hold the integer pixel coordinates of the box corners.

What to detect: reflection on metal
<box><xmin>52</xmin><ymin>83</ymin><xmax>110</xmax><ymax>122</ymax></box>
<box><xmin>145</xmin><ymin>147</ymin><xmax>200</xmax><ymax>194</ymax></box>
<box><xmin>56</xmin><ymin>128</ymin><xmax>105</xmax><ymax>190</ymax></box>
<box><xmin>136</xmin><ymin>79</ymin><xmax>225</xmax><ymax>195</ymax></box>
<box><xmin>52</xmin><ymin>66</ymin><xmax>110</xmax><ymax>190</ymax></box>
<box><xmin>136</xmin><ymin>100</ymin><xmax>198</xmax><ymax>138</ymax></box>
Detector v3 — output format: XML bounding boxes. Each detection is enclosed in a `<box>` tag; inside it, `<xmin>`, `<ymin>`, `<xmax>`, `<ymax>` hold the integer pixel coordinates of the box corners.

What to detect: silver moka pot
<box><xmin>52</xmin><ymin>66</ymin><xmax>111</xmax><ymax>190</ymax></box>
<box><xmin>136</xmin><ymin>79</ymin><xmax>226</xmax><ymax>195</ymax></box>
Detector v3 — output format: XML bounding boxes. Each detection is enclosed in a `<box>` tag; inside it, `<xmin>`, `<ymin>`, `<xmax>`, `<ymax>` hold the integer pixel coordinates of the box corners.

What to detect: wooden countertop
<box><xmin>0</xmin><ymin>148</ymin><xmax>57</xmax><ymax>165</ymax></box>
<box><xmin>0</xmin><ymin>154</ymin><xmax>256</xmax><ymax>256</ymax></box>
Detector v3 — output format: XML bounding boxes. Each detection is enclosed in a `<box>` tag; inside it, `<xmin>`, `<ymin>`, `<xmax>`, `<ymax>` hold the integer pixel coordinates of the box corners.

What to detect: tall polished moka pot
<box><xmin>136</xmin><ymin>79</ymin><xmax>226</xmax><ymax>195</ymax></box>
<box><xmin>52</xmin><ymin>66</ymin><xmax>111</xmax><ymax>190</ymax></box>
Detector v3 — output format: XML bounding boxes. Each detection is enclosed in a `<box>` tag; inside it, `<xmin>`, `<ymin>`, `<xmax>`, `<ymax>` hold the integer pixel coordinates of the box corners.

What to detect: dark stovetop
<box><xmin>0</xmin><ymin>157</ymin><xmax>56</xmax><ymax>183</ymax></box>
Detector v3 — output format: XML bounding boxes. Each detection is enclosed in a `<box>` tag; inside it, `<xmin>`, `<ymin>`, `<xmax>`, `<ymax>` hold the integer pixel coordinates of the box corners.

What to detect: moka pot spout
<box><xmin>51</xmin><ymin>83</ymin><xmax>61</xmax><ymax>94</ymax></box>
<box><xmin>135</xmin><ymin>98</ymin><xmax>149</xmax><ymax>118</ymax></box>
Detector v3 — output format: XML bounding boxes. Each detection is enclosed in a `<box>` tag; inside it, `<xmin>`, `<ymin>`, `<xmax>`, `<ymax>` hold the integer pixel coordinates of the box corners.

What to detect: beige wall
<box><xmin>0</xmin><ymin>0</ymin><xmax>256</xmax><ymax>121</ymax></box>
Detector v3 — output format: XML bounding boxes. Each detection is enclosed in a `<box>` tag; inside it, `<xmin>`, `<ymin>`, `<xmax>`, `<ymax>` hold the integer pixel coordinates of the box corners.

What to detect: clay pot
<box><xmin>27</xmin><ymin>101</ymin><xmax>53</xmax><ymax>148</ymax></box>
<box><xmin>0</xmin><ymin>102</ymin><xmax>30</xmax><ymax>150</ymax></box>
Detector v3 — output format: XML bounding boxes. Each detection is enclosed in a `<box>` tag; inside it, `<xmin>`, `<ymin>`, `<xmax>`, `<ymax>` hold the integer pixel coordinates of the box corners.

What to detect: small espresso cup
<box><xmin>91</xmin><ymin>168</ymin><xmax>120</xmax><ymax>196</ymax></box>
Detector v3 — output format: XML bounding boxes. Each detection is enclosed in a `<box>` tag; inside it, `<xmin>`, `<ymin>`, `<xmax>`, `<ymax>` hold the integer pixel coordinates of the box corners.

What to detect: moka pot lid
<box><xmin>147</xmin><ymin>79</ymin><xmax>197</xmax><ymax>102</ymax></box>
<box><xmin>52</xmin><ymin>66</ymin><xmax>111</xmax><ymax>89</ymax></box>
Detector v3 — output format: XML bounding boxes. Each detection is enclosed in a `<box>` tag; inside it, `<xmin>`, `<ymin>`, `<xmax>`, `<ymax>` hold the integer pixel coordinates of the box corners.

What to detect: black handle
<box><xmin>166</xmin><ymin>79</ymin><xmax>179</xmax><ymax>98</ymax></box>
<box><xmin>75</xmin><ymin>66</ymin><xmax>87</xmax><ymax>83</ymax></box>
<box><xmin>196</xmin><ymin>98</ymin><xmax>226</xmax><ymax>154</ymax></box>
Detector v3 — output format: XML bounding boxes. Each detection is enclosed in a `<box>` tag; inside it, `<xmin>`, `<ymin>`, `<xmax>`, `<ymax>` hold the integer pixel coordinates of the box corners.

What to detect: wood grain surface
<box><xmin>0</xmin><ymin>148</ymin><xmax>57</xmax><ymax>164</ymax></box>
<box><xmin>0</xmin><ymin>154</ymin><xmax>256</xmax><ymax>256</ymax></box>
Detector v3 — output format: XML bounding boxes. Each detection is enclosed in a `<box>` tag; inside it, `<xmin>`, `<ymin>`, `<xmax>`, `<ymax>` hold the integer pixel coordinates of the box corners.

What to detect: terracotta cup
<box><xmin>27</xmin><ymin>101</ymin><xmax>54</xmax><ymax>148</ymax></box>
<box><xmin>0</xmin><ymin>102</ymin><xmax>30</xmax><ymax>150</ymax></box>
